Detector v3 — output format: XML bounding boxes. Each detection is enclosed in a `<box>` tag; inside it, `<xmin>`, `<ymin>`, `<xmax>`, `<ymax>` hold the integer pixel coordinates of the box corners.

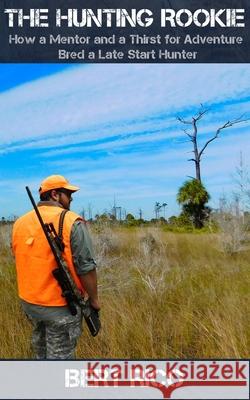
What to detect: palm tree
<box><xmin>154</xmin><ymin>202</ymin><xmax>161</xmax><ymax>219</ymax></box>
<box><xmin>162</xmin><ymin>202</ymin><xmax>167</xmax><ymax>219</ymax></box>
<box><xmin>177</xmin><ymin>179</ymin><xmax>210</xmax><ymax>228</ymax></box>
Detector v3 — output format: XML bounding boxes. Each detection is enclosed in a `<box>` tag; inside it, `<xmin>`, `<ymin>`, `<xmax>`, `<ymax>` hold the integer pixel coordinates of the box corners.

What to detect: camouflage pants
<box><xmin>28</xmin><ymin>309</ymin><xmax>83</xmax><ymax>359</ymax></box>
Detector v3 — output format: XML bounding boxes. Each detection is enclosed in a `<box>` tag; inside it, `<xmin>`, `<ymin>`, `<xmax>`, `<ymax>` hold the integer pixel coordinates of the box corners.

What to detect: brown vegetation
<box><xmin>0</xmin><ymin>224</ymin><xmax>249</xmax><ymax>359</ymax></box>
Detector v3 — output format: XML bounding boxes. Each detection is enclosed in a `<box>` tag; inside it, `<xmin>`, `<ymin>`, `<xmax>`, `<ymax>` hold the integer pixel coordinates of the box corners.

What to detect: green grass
<box><xmin>0</xmin><ymin>224</ymin><xmax>249</xmax><ymax>358</ymax></box>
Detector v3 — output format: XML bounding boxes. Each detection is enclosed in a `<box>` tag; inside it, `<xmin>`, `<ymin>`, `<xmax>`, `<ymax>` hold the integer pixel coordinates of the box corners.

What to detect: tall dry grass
<box><xmin>0</xmin><ymin>223</ymin><xmax>249</xmax><ymax>358</ymax></box>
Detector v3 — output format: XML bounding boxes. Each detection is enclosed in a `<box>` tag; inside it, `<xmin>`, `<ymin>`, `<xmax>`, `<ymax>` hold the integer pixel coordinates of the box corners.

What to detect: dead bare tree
<box><xmin>177</xmin><ymin>106</ymin><xmax>249</xmax><ymax>182</ymax></box>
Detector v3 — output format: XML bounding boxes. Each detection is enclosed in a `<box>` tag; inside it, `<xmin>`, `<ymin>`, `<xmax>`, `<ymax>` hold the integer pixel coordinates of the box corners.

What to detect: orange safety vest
<box><xmin>12</xmin><ymin>205</ymin><xmax>84</xmax><ymax>306</ymax></box>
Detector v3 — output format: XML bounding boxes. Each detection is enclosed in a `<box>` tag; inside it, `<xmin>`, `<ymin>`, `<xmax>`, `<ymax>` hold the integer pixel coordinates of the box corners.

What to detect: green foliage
<box><xmin>177</xmin><ymin>179</ymin><xmax>211</xmax><ymax>228</ymax></box>
<box><xmin>126</xmin><ymin>213</ymin><xmax>135</xmax><ymax>221</ymax></box>
<box><xmin>125</xmin><ymin>213</ymin><xmax>142</xmax><ymax>227</ymax></box>
<box><xmin>95</xmin><ymin>213</ymin><xmax>110</xmax><ymax>223</ymax></box>
<box><xmin>177</xmin><ymin>179</ymin><xmax>210</xmax><ymax>205</ymax></box>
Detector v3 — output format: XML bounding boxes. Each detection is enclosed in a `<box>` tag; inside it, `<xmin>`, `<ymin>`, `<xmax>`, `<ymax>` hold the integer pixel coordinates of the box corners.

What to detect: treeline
<box><xmin>88</xmin><ymin>206</ymin><xmax>250</xmax><ymax>236</ymax></box>
<box><xmin>0</xmin><ymin>216</ymin><xmax>17</xmax><ymax>225</ymax></box>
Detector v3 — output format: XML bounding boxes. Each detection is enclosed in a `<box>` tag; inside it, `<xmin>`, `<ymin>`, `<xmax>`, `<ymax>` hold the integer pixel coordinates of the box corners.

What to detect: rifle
<box><xmin>25</xmin><ymin>186</ymin><xmax>101</xmax><ymax>337</ymax></box>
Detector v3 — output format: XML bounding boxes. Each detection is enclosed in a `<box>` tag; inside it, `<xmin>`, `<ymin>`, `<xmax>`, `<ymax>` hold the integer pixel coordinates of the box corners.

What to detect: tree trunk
<box><xmin>178</xmin><ymin>108</ymin><xmax>248</xmax><ymax>184</ymax></box>
<box><xmin>192</xmin><ymin>118</ymin><xmax>201</xmax><ymax>182</ymax></box>
<box><xmin>195</xmin><ymin>160</ymin><xmax>201</xmax><ymax>182</ymax></box>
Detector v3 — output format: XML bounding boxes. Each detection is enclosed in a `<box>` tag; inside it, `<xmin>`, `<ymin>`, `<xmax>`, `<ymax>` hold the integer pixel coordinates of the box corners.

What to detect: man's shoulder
<box><xmin>65</xmin><ymin>210</ymin><xmax>85</xmax><ymax>224</ymax></box>
<box><xmin>14</xmin><ymin>210</ymin><xmax>35</xmax><ymax>225</ymax></box>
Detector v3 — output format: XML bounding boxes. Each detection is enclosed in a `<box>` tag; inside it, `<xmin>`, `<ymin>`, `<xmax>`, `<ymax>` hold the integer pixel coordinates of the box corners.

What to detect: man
<box><xmin>12</xmin><ymin>175</ymin><xmax>100</xmax><ymax>359</ymax></box>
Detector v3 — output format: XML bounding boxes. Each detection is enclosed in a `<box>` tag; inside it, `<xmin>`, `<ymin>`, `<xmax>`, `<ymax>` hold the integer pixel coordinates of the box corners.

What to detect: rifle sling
<box><xmin>58</xmin><ymin>209</ymin><xmax>68</xmax><ymax>250</ymax></box>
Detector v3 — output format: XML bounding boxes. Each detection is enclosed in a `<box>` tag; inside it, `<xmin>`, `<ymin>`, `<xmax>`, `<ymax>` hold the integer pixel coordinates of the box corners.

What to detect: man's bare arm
<box><xmin>80</xmin><ymin>269</ymin><xmax>100</xmax><ymax>310</ymax></box>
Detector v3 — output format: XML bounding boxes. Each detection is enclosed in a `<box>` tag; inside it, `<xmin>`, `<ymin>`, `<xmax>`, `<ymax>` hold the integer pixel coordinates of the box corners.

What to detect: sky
<box><xmin>0</xmin><ymin>63</ymin><xmax>249</xmax><ymax>220</ymax></box>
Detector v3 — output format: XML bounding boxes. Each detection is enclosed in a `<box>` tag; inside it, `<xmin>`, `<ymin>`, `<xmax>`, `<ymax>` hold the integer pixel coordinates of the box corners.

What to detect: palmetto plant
<box><xmin>177</xmin><ymin>179</ymin><xmax>210</xmax><ymax>228</ymax></box>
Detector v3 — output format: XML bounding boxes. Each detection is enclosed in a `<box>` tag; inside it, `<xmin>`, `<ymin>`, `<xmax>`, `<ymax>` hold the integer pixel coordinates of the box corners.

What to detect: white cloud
<box><xmin>1</xmin><ymin>64</ymin><xmax>250</xmax><ymax>217</ymax></box>
<box><xmin>0</xmin><ymin>64</ymin><xmax>249</xmax><ymax>149</ymax></box>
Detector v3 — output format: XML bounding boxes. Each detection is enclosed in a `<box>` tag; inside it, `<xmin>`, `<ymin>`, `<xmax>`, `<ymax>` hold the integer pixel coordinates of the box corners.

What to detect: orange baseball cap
<box><xmin>39</xmin><ymin>175</ymin><xmax>79</xmax><ymax>195</ymax></box>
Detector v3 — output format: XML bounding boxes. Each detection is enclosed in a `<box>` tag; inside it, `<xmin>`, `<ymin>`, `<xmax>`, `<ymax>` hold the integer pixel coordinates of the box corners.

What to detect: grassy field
<box><xmin>0</xmin><ymin>223</ymin><xmax>249</xmax><ymax>359</ymax></box>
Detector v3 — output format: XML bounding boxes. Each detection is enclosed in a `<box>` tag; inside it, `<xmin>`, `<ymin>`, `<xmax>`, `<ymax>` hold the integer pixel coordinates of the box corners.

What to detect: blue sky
<box><xmin>0</xmin><ymin>64</ymin><xmax>249</xmax><ymax>219</ymax></box>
